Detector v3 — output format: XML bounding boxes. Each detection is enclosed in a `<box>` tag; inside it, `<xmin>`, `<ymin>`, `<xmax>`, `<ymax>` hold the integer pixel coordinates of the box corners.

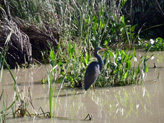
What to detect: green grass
<box><xmin>49</xmin><ymin>42</ymin><xmax>149</xmax><ymax>88</ymax></box>
<box><xmin>2</xmin><ymin>0</ymin><xmax>137</xmax><ymax>47</ymax></box>
<box><xmin>0</xmin><ymin>31</ymin><xmax>18</xmax><ymax>122</ymax></box>
<box><xmin>0</xmin><ymin>0</ymin><xmax>152</xmax><ymax>120</ymax></box>
<box><xmin>98</xmin><ymin>48</ymin><xmax>149</xmax><ymax>86</ymax></box>
<box><xmin>0</xmin><ymin>49</ymin><xmax>6</xmax><ymax>123</ymax></box>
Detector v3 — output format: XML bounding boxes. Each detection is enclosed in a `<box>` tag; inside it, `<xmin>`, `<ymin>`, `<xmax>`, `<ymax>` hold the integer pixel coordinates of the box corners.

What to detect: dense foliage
<box><xmin>0</xmin><ymin>0</ymin><xmax>162</xmax><ymax>120</ymax></box>
<box><xmin>140</xmin><ymin>37</ymin><xmax>164</xmax><ymax>51</ymax></box>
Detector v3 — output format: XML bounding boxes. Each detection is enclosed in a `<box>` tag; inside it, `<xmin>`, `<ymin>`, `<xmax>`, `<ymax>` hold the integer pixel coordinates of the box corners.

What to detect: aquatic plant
<box><xmin>1</xmin><ymin>0</ymin><xmax>162</xmax><ymax>69</ymax></box>
<box><xmin>0</xmin><ymin>28</ymin><xmax>34</xmax><ymax>120</ymax></box>
<box><xmin>98</xmin><ymin>48</ymin><xmax>149</xmax><ymax>87</ymax></box>
<box><xmin>0</xmin><ymin>29</ymin><xmax>21</xmax><ymax>121</ymax></box>
<box><xmin>48</xmin><ymin>49</ymin><xmax>58</xmax><ymax>117</ymax></box>
<box><xmin>141</xmin><ymin>37</ymin><xmax>164</xmax><ymax>51</ymax></box>
<box><xmin>48</xmin><ymin>41</ymin><xmax>149</xmax><ymax>89</ymax></box>
<box><xmin>0</xmin><ymin>0</ymin><xmax>151</xmax><ymax>120</ymax></box>
<box><xmin>0</xmin><ymin>48</ymin><xmax>6</xmax><ymax>123</ymax></box>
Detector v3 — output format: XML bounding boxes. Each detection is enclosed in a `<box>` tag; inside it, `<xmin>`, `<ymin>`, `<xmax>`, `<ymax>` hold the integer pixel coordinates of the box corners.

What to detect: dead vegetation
<box><xmin>0</xmin><ymin>8</ymin><xmax>59</xmax><ymax>68</ymax></box>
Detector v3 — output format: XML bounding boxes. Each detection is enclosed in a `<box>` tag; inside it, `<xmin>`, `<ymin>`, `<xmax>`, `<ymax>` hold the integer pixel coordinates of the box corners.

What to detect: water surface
<box><xmin>0</xmin><ymin>51</ymin><xmax>164</xmax><ymax>123</ymax></box>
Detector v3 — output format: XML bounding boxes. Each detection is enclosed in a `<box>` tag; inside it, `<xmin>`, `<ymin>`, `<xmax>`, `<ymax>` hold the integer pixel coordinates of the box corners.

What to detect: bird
<box><xmin>84</xmin><ymin>47</ymin><xmax>108</xmax><ymax>91</ymax></box>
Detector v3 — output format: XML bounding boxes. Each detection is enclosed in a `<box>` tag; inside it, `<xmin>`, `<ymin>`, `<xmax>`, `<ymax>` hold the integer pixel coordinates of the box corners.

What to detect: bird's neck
<box><xmin>94</xmin><ymin>52</ymin><xmax>104</xmax><ymax>71</ymax></box>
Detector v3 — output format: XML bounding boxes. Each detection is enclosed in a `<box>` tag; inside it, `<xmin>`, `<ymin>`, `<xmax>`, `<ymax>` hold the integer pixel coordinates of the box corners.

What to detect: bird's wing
<box><xmin>84</xmin><ymin>62</ymin><xmax>100</xmax><ymax>91</ymax></box>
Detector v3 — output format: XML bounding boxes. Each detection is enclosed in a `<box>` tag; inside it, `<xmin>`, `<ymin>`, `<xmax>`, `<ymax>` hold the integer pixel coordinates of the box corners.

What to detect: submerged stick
<box><xmin>84</xmin><ymin>113</ymin><xmax>92</xmax><ymax>121</ymax></box>
<box><xmin>0</xmin><ymin>90</ymin><xmax>3</xmax><ymax>101</ymax></box>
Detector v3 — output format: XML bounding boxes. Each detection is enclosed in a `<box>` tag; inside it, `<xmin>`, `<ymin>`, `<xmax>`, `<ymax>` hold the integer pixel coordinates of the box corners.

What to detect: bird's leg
<box><xmin>90</xmin><ymin>85</ymin><xmax>93</xmax><ymax>91</ymax></box>
<box><xmin>90</xmin><ymin>83</ymin><xmax>95</xmax><ymax>92</ymax></box>
<box><xmin>90</xmin><ymin>84</ymin><xmax>95</xmax><ymax>92</ymax></box>
<box><xmin>93</xmin><ymin>83</ymin><xmax>95</xmax><ymax>92</ymax></box>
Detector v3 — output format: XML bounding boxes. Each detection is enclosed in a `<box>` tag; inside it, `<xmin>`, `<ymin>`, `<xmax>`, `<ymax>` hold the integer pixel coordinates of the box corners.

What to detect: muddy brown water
<box><xmin>0</xmin><ymin>51</ymin><xmax>164</xmax><ymax>123</ymax></box>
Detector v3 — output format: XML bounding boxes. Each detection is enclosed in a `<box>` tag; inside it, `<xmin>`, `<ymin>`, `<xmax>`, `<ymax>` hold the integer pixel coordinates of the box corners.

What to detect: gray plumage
<box><xmin>84</xmin><ymin>47</ymin><xmax>107</xmax><ymax>91</ymax></box>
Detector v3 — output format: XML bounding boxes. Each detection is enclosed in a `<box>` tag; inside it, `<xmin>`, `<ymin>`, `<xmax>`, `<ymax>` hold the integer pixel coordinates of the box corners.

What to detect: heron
<box><xmin>84</xmin><ymin>47</ymin><xmax>107</xmax><ymax>91</ymax></box>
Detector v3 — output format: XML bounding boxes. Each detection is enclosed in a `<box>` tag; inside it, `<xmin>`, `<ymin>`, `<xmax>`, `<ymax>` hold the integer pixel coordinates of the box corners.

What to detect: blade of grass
<box><xmin>4</xmin><ymin>60</ymin><xmax>20</xmax><ymax>98</ymax></box>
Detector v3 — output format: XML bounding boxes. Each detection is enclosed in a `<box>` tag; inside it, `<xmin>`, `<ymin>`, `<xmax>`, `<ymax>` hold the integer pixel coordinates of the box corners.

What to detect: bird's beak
<box><xmin>100</xmin><ymin>48</ymin><xmax>108</xmax><ymax>51</ymax></box>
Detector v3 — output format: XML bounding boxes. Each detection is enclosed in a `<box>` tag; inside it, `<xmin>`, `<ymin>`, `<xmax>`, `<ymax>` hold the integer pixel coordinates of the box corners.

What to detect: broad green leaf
<box><xmin>121</xmin><ymin>15</ymin><xmax>125</xmax><ymax>23</ymax></box>
<box><xmin>130</xmin><ymin>25</ymin><xmax>136</xmax><ymax>32</ymax></box>
<box><xmin>107</xmin><ymin>50</ymin><xmax>114</xmax><ymax>58</ymax></box>
<box><xmin>124</xmin><ymin>71</ymin><xmax>128</xmax><ymax>80</ymax></box>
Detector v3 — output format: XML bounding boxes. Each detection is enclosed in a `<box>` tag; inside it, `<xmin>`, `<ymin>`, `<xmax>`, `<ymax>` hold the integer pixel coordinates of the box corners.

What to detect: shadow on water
<box><xmin>1</xmin><ymin>51</ymin><xmax>164</xmax><ymax>123</ymax></box>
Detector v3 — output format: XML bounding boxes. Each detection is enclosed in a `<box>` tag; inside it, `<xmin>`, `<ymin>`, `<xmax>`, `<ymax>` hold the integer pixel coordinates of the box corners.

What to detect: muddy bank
<box><xmin>0</xmin><ymin>15</ymin><xmax>59</xmax><ymax>68</ymax></box>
